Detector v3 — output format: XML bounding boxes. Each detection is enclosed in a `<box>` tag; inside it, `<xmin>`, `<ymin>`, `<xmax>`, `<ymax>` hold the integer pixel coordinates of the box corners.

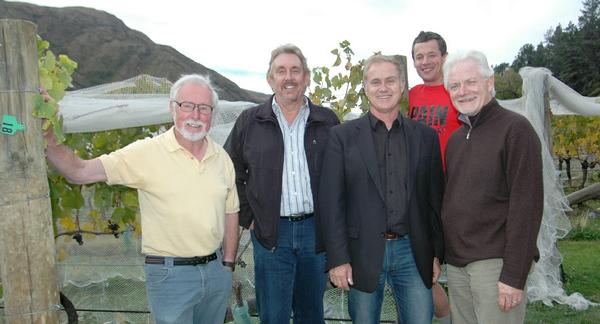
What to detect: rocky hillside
<box><xmin>0</xmin><ymin>1</ymin><xmax>268</xmax><ymax>102</ymax></box>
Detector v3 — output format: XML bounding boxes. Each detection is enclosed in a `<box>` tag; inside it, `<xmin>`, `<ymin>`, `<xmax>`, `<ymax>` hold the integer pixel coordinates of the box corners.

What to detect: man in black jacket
<box><xmin>224</xmin><ymin>44</ymin><xmax>339</xmax><ymax>324</ymax></box>
<box><xmin>319</xmin><ymin>54</ymin><xmax>444</xmax><ymax>324</ymax></box>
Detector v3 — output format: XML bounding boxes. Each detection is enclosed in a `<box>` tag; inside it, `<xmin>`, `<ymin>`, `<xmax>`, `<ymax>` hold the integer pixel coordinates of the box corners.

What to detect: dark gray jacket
<box><xmin>318</xmin><ymin>114</ymin><xmax>445</xmax><ymax>292</ymax></box>
<box><xmin>224</xmin><ymin>96</ymin><xmax>339</xmax><ymax>250</ymax></box>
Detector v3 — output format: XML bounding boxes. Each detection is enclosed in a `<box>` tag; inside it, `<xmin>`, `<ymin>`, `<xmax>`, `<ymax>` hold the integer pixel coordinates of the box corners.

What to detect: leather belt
<box><xmin>145</xmin><ymin>253</ymin><xmax>217</xmax><ymax>266</ymax></box>
<box><xmin>383</xmin><ymin>232</ymin><xmax>405</xmax><ymax>240</ymax></box>
<box><xmin>280</xmin><ymin>213</ymin><xmax>314</xmax><ymax>222</ymax></box>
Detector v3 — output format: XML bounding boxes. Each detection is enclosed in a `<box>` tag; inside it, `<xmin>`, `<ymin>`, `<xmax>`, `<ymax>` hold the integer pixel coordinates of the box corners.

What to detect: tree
<box><xmin>494</xmin><ymin>68</ymin><xmax>522</xmax><ymax>100</ymax></box>
<box><xmin>493</xmin><ymin>62</ymin><xmax>510</xmax><ymax>74</ymax></box>
<box><xmin>508</xmin><ymin>0</ymin><xmax>600</xmax><ymax>97</ymax></box>
<box><xmin>511</xmin><ymin>42</ymin><xmax>547</xmax><ymax>72</ymax></box>
<box><xmin>543</xmin><ymin>0</ymin><xmax>600</xmax><ymax>97</ymax></box>
<box><xmin>506</xmin><ymin>0</ymin><xmax>600</xmax><ymax>190</ymax></box>
<box><xmin>545</xmin><ymin>23</ymin><xmax>591</xmax><ymax>95</ymax></box>
<box><xmin>577</xmin><ymin>0</ymin><xmax>600</xmax><ymax>96</ymax></box>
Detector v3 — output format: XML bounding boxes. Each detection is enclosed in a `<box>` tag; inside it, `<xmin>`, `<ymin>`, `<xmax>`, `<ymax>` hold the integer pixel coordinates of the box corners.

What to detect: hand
<box><xmin>39</xmin><ymin>87</ymin><xmax>56</xmax><ymax>144</ymax></box>
<box><xmin>432</xmin><ymin>257</ymin><xmax>441</xmax><ymax>283</ymax></box>
<box><xmin>329</xmin><ymin>263</ymin><xmax>353</xmax><ymax>291</ymax></box>
<box><xmin>40</xmin><ymin>87</ymin><xmax>52</xmax><ymax>103</ymax></box>
<box><xmin>43</xmin><ymin>124</ymin><xmax>57</xmax><ymax>143</ymax></box>
<box><xmin>249</xmin><ymin>221</ymin><xmax>254</xmax><ymax>230</ymax></box>
<box><xmin>497</xmin><ymin>281</ymin><xmax>524</xmax><ymax>312</ymax></box>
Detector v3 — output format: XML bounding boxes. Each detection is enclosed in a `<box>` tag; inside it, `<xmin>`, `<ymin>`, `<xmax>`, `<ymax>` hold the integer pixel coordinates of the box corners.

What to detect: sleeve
<box><xmin>98</xmin><ymin>139</ymin><xmax>150</xmax><ymax>189</ymax></box>
<box><xmin>428</xmin><ymin>130</ymin><xmax>445</xmax><ymax>262</ymax></box>
<box><xmin>223</xmin><ymin>111</ymin><xmax>253</xmax><ymax>228</ymax></box>
<box><xmin>318</xmin><ymin>127</ymin><xmax>351</xmax><ymax>269</ymax></box>
<box><xmin>224</xmin><ymin>155</ymin><xmax>240</xmax><ymax>214</ymax></box>
<box><xmin>499</xmin><ymin>119</ymin><xmax>544</xmax><ymax>289</ymax></box>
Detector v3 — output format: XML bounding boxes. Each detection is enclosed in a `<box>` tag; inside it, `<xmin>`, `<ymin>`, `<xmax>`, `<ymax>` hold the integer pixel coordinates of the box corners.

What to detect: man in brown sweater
<box><xmin>441</xmin><ymin>50</ymin><xmax>543</xmax><ymax>324</ymax></box>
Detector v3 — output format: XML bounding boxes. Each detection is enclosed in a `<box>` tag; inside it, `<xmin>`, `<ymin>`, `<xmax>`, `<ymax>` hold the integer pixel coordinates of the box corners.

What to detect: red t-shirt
<box><xmin>408</xmin><ymin>84</ymin><xmax>461</xmax><ymax>169</ymax></box>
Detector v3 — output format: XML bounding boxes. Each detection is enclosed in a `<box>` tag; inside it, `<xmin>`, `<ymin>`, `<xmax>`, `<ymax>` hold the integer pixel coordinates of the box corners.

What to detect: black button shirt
<box><xmin>368</xmin><ymin>113</ymin><xmax>409</xmax><ymax>236</ymax></box>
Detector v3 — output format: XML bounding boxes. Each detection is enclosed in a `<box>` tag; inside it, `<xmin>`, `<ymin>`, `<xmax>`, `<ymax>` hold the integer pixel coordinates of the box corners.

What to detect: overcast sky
<box><xmin>17</xmin><ymin>0</ymin><xmax>583</xmax><ymax>94</ymax></box>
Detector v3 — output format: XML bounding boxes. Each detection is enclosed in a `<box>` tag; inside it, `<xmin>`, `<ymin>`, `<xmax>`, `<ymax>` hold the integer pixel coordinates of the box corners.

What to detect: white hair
<box><xmin>443</xmin><ymin>50</ymin><xmax>495</xmax><ymax>96</ymax></box>
<box><xmin>170</xmin><ymin>74</ymin><xmax>220</xmax><ymax>124</ymax></box>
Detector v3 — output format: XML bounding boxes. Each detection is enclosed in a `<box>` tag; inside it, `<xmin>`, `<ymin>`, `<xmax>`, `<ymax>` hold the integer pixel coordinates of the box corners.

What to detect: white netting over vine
<box><xmin>58</xmin><ymin>74</ymin><xmax>256</xmax><ymax>144</ymax></box>
<box><xmin>46</xmin><ymin>70</ymin><xmax>600</xmax><ymax>322</ymax></box>
<box><xmin>502</xmin><ymin>67</ymin><xmax>599</xmax><ymax>310</ymax></box>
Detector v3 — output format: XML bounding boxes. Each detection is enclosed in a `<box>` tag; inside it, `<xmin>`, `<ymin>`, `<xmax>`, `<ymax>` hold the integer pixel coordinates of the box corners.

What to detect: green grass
<box><xmin>526</xmin><ymin>302</ymin><xmax>600</xmax><ymax>324</ymax></box>
<box><xmin>565</xmin><ymin>202</ymin><xmax>600</xmax><ymax>241</ymax></box>
<box><xmin>524</xmin><ymin>225</ymin><xmax>600</xmax><ymax>323</ymax></box>
<box><xmin>559</xmin><ymin>241</ymin><xmax>600</xmax><ymax>301</ymax></box>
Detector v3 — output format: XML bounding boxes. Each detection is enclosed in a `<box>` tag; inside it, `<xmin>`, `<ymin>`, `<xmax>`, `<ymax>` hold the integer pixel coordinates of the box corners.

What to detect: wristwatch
<box><xmin>222</xmin><ymin>261</ymin><xmax>235</xmax><ymax>271</ymax></box>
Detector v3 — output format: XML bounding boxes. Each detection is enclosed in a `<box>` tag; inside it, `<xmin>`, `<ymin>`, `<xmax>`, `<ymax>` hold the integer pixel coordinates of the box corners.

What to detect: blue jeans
<box><xmin>348</xmin><ymin>236</ymin><xmax>433</xmax><ymax>324</ymax></box>
<box><xmin>251</xmin><ymin>217</ymin><xmax>327</xmax><ymax>324</ymax></box>
<box><xmin>144</xmin><ymin>251</ymin><xmax>232</xmax><ymax>324</ymax></box>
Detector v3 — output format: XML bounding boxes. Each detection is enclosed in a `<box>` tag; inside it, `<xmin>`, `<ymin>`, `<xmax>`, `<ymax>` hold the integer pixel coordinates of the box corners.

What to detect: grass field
<box><xmin>524</xmin><ymin>200</ymin><xmax>600</xmax><ymax>324</ymax></box>
<box><xmin>524</xmin><ymin>240</ymin><xmax>600</xmax><ymax>323</ymax></box>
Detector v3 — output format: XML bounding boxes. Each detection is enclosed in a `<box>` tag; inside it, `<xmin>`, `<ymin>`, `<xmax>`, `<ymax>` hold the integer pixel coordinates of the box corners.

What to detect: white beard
<box><xmin>174</xmin><ymin>117</ymin><xmax>208</xmax><ymax>142</ymax></box>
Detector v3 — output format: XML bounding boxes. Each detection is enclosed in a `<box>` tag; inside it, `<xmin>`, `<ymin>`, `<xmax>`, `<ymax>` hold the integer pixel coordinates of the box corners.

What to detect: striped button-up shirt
<box><xmin>272</xmin><ymin>97</ymin><xmax>314</xmax><ymax>216</ymax></box>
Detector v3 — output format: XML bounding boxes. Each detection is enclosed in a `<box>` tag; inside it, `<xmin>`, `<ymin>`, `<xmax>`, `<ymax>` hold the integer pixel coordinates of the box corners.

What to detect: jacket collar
<box><xmin>458</xmin><ymin>98</ymin><xmax>500</xmax><ymax>128</ymax></box>
<box><xmin>255</xmin><ymin>94</ymin><xmax>329</xmax><ymax>123</ymax></box>
<box><xmin>355</xmin><ymin>116</ymin><xmax>383</xmax><ymax>199</ymax></box>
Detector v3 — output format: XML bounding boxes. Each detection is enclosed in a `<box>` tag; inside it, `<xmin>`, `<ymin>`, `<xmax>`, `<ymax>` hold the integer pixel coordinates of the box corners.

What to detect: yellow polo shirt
<box><xmin>99</xmin><ymin>127</ymin><xmax>239</xmax><ymax>257</ymax></box>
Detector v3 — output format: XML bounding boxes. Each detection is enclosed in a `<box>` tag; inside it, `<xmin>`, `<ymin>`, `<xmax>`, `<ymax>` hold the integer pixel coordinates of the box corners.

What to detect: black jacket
<box><xmin>318</xmin><ymin>114</ymin><xmax>444</xmax><ymax>292</ymax></box>
<box><xmin>224</xmin><ymin>96</ymin><xmax>339</xmax><ymax>250</ymax></box>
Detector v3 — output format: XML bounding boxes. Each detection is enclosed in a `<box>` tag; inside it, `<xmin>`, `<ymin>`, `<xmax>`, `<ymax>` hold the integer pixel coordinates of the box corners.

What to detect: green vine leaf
<box><xmin>309</xmin><ymin>40</ymin><xmax>367</xmax><ymax>120</ymax></box>
<box><xmin>123</xmin><ymin>191</ymin><xmax>139</xmax><ymax>209</ymax></box>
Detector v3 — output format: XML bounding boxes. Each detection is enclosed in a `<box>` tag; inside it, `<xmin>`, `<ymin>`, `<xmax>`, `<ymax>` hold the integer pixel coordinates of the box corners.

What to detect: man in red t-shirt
<box><xmin>409</xmin><ymin>31</ymin><xmax>461</xmax><ymax>168</ymax></box>
<box><xmin>408</xmin><ymin>31</ymin><xmax>457</xmax><ymax>324</ymax></box>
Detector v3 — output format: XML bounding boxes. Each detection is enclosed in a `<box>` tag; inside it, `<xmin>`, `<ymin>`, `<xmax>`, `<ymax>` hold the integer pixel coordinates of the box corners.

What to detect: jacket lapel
<box><xmin>355</xmin><ymin>116</ymin><xmax>385</xmax><ymax>201</ymax></box>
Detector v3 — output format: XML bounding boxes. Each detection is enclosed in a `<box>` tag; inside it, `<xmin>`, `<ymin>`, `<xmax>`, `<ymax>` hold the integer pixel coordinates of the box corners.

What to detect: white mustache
<box><xmin>184</xmin><ymin>118</ymin><xmax>205</xmax><ymax>129</ymax></box>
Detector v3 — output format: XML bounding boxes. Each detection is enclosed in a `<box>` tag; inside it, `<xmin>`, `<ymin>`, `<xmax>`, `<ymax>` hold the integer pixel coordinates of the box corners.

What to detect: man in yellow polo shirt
<box><xmin>44</xmin><ymin>74</ymin><xmax>240</xmax><ymax>324</ymax></box>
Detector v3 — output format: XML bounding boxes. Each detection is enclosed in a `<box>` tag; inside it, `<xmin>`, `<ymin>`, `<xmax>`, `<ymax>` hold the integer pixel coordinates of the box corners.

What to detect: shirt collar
<box><xmin>271</xmin><ymin>96</ymin><xmax>309</xmax><ymax>117</ymax></box>
<box><xmin>368</xmin><ymin>111</ymin><xmax>402</xmax><ymax>130</ymax></box>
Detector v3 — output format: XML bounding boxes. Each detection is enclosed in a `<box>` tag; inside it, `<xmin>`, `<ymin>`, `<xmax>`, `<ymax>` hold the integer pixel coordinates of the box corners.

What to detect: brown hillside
<box><xmin>0</xmin><ymin>1</ymin><xmax>268</xmax><ymax>102</ymax></box>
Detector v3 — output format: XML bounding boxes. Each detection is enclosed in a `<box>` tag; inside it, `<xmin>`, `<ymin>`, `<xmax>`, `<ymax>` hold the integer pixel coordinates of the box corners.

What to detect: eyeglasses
<box><xmin>172</xmin><ymin>101</ymin><xmax>213</xmax><ymax>115</ymax></box>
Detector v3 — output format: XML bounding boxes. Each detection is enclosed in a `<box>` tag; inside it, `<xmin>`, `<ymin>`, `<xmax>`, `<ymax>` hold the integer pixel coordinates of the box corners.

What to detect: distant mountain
<box><xmin>0</xmin><ymin>1</ymin><xmax>268</xmax><ymax>103</ymax></box>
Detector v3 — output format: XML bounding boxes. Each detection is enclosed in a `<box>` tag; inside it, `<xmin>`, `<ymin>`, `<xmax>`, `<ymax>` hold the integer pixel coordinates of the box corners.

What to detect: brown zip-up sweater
<box><xmin>442</xmin><ymin>99</ymin><xmax>543</xmax><ymax>289</ymax></box>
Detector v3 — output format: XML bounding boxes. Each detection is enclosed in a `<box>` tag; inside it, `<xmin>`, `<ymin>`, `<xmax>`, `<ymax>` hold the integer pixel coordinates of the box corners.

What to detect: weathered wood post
<box><xmin>0</xmin><ymin>19</ymin><xmax>60</xmax><ymax>323</ymax></box>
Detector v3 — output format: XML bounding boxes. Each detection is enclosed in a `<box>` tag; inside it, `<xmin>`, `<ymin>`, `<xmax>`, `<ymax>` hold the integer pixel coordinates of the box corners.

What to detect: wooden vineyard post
<box><xmin>0</xmin><ymin>19</ymin><xmax>60</xmax><ymax>323</ymax></box>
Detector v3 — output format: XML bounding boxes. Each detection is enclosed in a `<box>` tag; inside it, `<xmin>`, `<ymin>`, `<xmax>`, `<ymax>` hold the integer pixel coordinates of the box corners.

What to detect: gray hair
<box><xmin>169</xmin><ymin>74</ymin><xmax>219</xmax><ymax>122</ymax></box>
<box><xmin>443</xmin><ymin>50</ymin><xmax>494</xmax><ymax>89</ymax></box>
<box><xmin>362</xmin><ymin>54</ymin><xmax>406</xmax><ymax>85</ymax></box>
<box><xmin>267</xmin><ymin>44</ymin><xmax>310</xmax><ymax>76</ymax></box>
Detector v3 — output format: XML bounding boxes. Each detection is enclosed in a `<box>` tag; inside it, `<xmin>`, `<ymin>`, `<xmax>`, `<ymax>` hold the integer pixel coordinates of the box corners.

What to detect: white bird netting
<box><xmin>7</xmin><ymin>70</ymin><xmax>599</xmax><ymax>322</ymax></box>
<box><xmin>60</xmin><ymin>68</ymin><xmax>600</xmax><ymax>317</ymax></box>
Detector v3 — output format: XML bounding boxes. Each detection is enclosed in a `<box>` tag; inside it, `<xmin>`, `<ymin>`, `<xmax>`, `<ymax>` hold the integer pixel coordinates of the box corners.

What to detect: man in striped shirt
<box><xmin>225</xmin><ymin>44</ymin><xmax>339</xmax><ymax>324</ymax></box>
